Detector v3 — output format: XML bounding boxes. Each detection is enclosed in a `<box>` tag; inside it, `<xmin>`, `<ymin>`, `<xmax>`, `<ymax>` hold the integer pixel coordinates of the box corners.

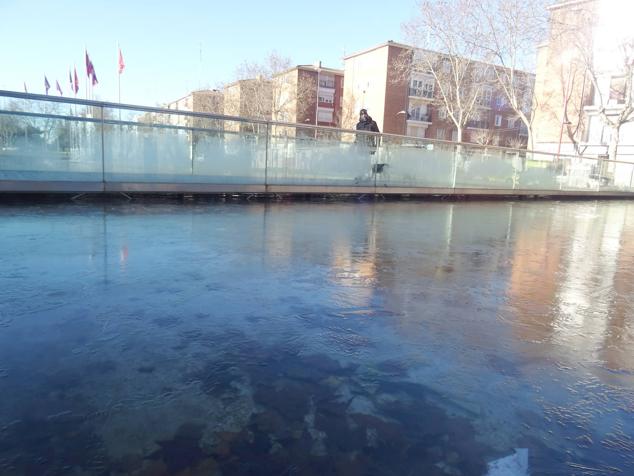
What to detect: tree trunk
<box><xmin>608</xmin><ymin>125</ymin><xmax>620</xmax><ymax>162</ymax></box>
<box><xmin>526</xmin><ymin>124</ymin><xmax>534</xmax><ymax>153</ymax></box>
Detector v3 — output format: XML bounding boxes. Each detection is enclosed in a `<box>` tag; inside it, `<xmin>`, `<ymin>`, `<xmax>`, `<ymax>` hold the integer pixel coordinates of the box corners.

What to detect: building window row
<box><xmin>319</xmin><ymin>79</ymin><xmax>336</xmax><ymax>89</ymax></box>
<box><xmin>410</xmin><ymin>79</ymin><xmax>434</xmax><ymax>98</ymax></box>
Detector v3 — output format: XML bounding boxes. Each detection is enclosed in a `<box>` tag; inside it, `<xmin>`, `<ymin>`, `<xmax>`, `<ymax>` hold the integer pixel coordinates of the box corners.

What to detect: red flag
<box><xmin>92</xmin><ymin>70</ymin><xmax>98</xmax><ymax>86</ymax></box>
<box><xmin>73</xmin><ymin>67</ymin><xmax>79</xmax><ymax>94</ymax></box>
<box><xmin>44</xmin><ymin>76</ymin><xmax>50</xmax><ymax>95</ymax></box>
<box><xmin>56</xmin><ymin>80</ymin><xmax>63</xmax><ymax>96</ymax></box>
<box><xmin>118</xmin><ymin>48</ymin><xmax>125</xmax><ymax>74</ymax></box>
<box><xmin>69</xmin><ymin>70</ymin><xmax>73</xmax><ymax>92</ymax></box>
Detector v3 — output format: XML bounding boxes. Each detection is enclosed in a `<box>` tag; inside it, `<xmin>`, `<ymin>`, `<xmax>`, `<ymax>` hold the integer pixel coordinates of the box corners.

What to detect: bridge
<box><xmin>1</xmin><ymin>90</ymin><xmax>633</xmax><ymax>197</ymax></box>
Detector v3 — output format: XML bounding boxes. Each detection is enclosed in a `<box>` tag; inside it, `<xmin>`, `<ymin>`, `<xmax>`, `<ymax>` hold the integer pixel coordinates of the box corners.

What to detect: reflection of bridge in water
<box><xmin>1</xmin><ymin>90</ymin><xmax>634</xmax><ymax>197</ymax></box>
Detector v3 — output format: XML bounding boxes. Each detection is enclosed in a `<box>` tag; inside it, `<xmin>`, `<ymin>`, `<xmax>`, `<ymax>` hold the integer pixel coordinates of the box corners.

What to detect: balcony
<box><xmin>476</xmin><ymin>99</ymin><xmax>492</xmax><ymax>108</ymax></box>
<box><xmin>467</xmin><ymin>120</ymin><xmax>490</xmax><ymax>129</ymax></box>
<box><xmin>407</xmin><ymin>112</ymin><xmax>431</xmax><ymax>123</ymax></box>
<box><xmin>409</xmin><ymin>87</ymin><xmax>434</xmax><ymax>99</ymax></box>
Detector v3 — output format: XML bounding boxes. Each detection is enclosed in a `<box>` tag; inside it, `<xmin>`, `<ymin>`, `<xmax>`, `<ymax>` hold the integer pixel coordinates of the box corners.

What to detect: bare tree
<box><xmin>470</xmin><ymin>128</ymin><xmax>499</xmax><ymax>146</ymax></box>
<box><xmin>471</xmin><ymin>0</ymin><xmax>548</xmax><ymax>151</ymax></box>
<box><xmin>506</xmin><ymin>135</ymin><xmax>527</xmax><ymax>149</ymax></box>
<box><xmin>560</xmin><ymin>56</ymin><xmax>590</xmax><ymax>155</ymax></box>
<box><xmin>226</xmin><ymin>52</ymin><xmax>316</xmax><ymax>126</ymax></box>
<box><xmin>401</xmin><ymin>0</ymin><xmax>494</xmax><ymax>144</ymax></box>
<box><xmin>552</xmin><ymin>1</ymin><xmax>634</xmax><ymax>162</ymax></box>
<box><xmin>0</xmin><ymin>101</ymin><xmax>22</xmax><ymax>148</ymax></box>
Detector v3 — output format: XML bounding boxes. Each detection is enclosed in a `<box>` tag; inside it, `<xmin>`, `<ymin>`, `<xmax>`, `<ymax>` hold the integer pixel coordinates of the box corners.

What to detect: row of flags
<box><xmin>29</xmin><ymin>48</ymin><xmax>126</xmax><ymax>98</ymax></box>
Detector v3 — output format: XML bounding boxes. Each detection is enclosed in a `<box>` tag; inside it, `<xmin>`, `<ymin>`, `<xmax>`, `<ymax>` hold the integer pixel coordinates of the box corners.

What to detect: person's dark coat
<box><xmin>355</xmin><ymin>114</ymin><xmax>380</xmax><ymax>147</ymax></box>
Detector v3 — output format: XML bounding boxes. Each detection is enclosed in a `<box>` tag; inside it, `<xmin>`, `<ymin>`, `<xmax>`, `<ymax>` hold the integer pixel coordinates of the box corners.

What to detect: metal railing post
<box><xmin>264</xmin><ymin>122</ymin><xmax>270</xmax><ymax>193</ymax></box>
<box><xmin>100</xmin><ymin>105</ymin><xmax>106</xmax><ymax>193</ymax></box>
<box><xmin>451</xmin><ymin>144</ymin><xmax>459</xmax><ymax>189</ymax></box>
<box><xmin>190</xmin><ymin>128</ymin><xmax>194</xmax><ymax>176</ymax></box>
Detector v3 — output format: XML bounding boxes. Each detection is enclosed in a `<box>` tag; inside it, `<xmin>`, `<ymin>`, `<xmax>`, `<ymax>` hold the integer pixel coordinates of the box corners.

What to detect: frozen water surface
<box><xmin>0</xmin><ymin>199</ymin><xmax>633</xmax><ymax>475</ymax></box>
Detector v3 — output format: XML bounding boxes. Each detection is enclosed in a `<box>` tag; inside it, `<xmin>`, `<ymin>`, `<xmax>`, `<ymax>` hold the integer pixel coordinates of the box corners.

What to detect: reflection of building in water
<box><xmin>597</xmin><ymin>206</ymin><xmax>634</xmax><ymax>372</ymax></box>
<box><xmin>507</xmin><ymin>206</ymin><xmax>568</xmax><ymax>343</ymax></box>
<box><xmin>507</xmin><ymin>203</ymin><xmax>634</xmax><ymax>374</ymax></box>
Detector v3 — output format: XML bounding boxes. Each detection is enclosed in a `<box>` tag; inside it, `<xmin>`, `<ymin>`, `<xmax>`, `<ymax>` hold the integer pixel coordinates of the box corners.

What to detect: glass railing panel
<box><xmin>102</xmin><ymin>107</ymin><xmax>266</xmax><ymax>184</ymax></box>
<box><xmin>192</xmin><ymin>121</ymin><xmax>266</xmax><ymax>185</ymax></box>
<box><xmin>508</xmin><ymin>151</ymin><xmax>561</xmax><ymax>191</ymax></box>
<box><xmin>267</xmin><ymin>125</ymin><xmax>375</xmax><ymax>186</ymax></box>
<box><xmin>453</xmin><ymin>145</ymin><xmax>516</xmax><ymax>189</ymax></box>
<box><xmin>375</xmin><ymin>135</ymin><xmax>454</xmax><ymax>188</ymax></box>
<box><xmin>598</xmin><ymin>158</ymin><xmax>634</xmax><ymax>192</ymax></box>
<box><xmin>0</xmin><ymin>97</ymin><xmax>102</xmax><ymax>182</ymax></box>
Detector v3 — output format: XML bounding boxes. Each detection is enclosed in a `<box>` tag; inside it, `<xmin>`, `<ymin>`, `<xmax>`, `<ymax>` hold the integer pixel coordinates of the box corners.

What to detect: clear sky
<box><xmin>0</xmin><ymin>0</ymin><xmax>416</xmax><ymax>106</ymax></box>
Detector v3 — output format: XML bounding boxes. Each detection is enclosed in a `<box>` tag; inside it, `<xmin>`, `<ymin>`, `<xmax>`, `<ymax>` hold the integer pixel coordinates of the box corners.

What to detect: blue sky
<box><xmin>0</xmin><ymin>0</ymin><xmax>416</xmax><ymax>106</ymax></box>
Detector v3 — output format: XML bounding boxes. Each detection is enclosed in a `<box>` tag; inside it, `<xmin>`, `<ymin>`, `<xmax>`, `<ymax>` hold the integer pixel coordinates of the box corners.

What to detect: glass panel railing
<box><xmin>267</xmin><ymin>125</ymin><xmax>375</xmax><ymax>186</ymax></box>
<box><xmin>453</xmin><ymin>145</ymin><xmax>516</xmax><ymax>189</ymax></box>
<box><xmin>192</xmin><ymin>123</ymin><xmax>266</xmax><ymax>185</ymax></box>
<box><xmin>599</xmin><ymin>158</ymin><xmax>634</xmax><ymax>192</ymax></box>
<box><xmin>376</xmin><ymin>135</ymin><xmax>454</xmax><ymax>188</ymax></box>
<box><xmin>102</xmin><ymin>107</ymin><xmax>266</xmax><ymax>184</ymax></box>
<box><xmin>0</xmin><ymin>97</ymin><xmax>102</xmax><ymax>182</ymax></box>
<box><xmin>2</xmin><ymin>91</ymin><xmax>634</xmax><ymax>195</ymax></box>
<box><xmin>513</xmin><ymin>151</ymin><xmax>562</xmax><ymax>191</ymax></box>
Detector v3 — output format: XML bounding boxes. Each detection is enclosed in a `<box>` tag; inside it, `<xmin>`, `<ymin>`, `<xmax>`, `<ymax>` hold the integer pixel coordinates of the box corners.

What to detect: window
<box><xmin>496</xmin><ymin>96</ymin><xmax>506</xmax><ymax>108</ymax></box>
<box><xmin>436</xmin><ymin>128</ymin><xmax>445</xmax><ymax>140</ymax></box>
<box><xmin>438</xmin><ymin>108</ymin><xmax>447</xmax><ymax>120</ymax></box>
<box><xmin>317</xmin><ymin>108</ymin><xmax>333</xmax><ymax>123</ymax></box>
<box><xmin>495</xmin><ymin>115</ymin><xmax>502</xmax><ymax>127</ymax></box>
<box><xmin>410</xmin><ymin>79</ymin><xmax>434</xmax><ymax>98</ymax></box>
<box><xmin>319</xmin><ymin>79</ymin><xmax>335</xmax><ymax>88</ymax></box>
<box><xmin>422</xmin><ymin>82</ymin><xmax>434</xmax><ymax>98</ymax></box>
<box><xmin>477</xmin><ymin>89</ymin><xmax>493</xmax><ymax>107</ymax></box>
<box><xmin>609</xmin><ymin>76</ymin><xmax>626</xmax><ymax>104</ymax></box>
<box><xmin>507</xmin><ymin>117</ymin><xmax>516</xmax><ymax>129</ymax></box>
<box><xmin>318</xmin><ymin>95</ymin><xmax>333</xmax><ymax>104</ymax></box>
<box><xmin>409</xmin><ymin>105</ymin><xmax>429</xmax><ymax>122</ymax></box>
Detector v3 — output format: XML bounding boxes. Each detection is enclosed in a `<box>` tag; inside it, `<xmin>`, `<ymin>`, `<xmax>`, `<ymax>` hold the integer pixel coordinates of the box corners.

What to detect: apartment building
<box><xmin>165</xmin><ymin>89</ymin><xmax>224</xmax><ymax>129</ymax></box>
<box><xmin>342</xmin><ymin>41</ymin><xmax>532</xmax><ymax>146</ymax></box>
<box><xmin>271</xmin><ymin>63</ymin><xmax>344</xmax><ymax>128</ymax></box>
<box><xmin>531</xmin><ymin>1</ymin><xmax>596</xmax><ymax>155</ymax></box>
<box><xmin>531</xmin><ymin>0</ymin><xmax>634</xmax><ymax>188</ymax></box>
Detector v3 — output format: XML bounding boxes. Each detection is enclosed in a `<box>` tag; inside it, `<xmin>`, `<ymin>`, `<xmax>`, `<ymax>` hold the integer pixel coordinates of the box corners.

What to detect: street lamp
<box><xmin>396</xmin><ymin>110</ymin><xmax>409</xmax><ymax>136</ymax></box>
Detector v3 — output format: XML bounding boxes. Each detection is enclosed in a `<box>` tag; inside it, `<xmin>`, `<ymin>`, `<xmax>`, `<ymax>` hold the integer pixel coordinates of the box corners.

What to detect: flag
<box><xmin>23</xmin><ymin>82</ymin><xmax>28</xmax><ymax>93</ymax></box>
<box><xmin>118</xmin><ymin>47</ymin><xmax>125</xmax><ymax>74</ymax></box>
<box><xmin>44</xmin><ymin>76</ymin><xmax>50</xmax><ymax>95</ymax></box>
<box><xmin>85</xmin><ymin>50</ymin><xmax>97</xmax><ymax>86</ymax></box>
<box><xmin>85</xmin><ymin>50</ymin><xmax>94</xmax><ymax>78</ymax></box>
<box><xmin>69</xmin><ymin>70</ymin><xmax>73</xmax><ymax>92</ymax></box>
<box><xmin>73</xmin><ymin>67</ymin><xmax>79</xmax><ymax>94</ymax></box>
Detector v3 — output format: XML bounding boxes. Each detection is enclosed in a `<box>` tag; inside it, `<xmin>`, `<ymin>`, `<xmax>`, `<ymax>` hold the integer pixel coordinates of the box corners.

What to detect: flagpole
<box><xmin>85</xmin><ymin>47</ymin><xmax>88</xmax><ymax>101</ymax></box>
<box><xmin>118</xmin><ymin>41</ymin><xmax>121</xmax><ymax>105</ymax></box>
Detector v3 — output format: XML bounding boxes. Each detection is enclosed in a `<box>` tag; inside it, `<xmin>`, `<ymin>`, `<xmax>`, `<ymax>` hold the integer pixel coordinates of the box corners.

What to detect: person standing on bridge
<box><xmin>355</xmin><ymin>109</ymin><xmax>380</xmax><ymax>150</ymax></box>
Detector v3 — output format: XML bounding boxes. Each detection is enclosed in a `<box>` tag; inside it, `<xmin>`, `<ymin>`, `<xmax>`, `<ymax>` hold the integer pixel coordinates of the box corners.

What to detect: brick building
<box><xmin>272</xmin><ymin>64</ymin><xmax>344</xmax><ymax>128</ymax></box>
<box><xmin>165</xmin><ymin>89</ymin><xmax>224</xmax><ymax>128</ymax></box>
<box><xmin>531</xmin><ymin>0</ymin><xmax>596</xmax><ymax>155</ymax></box>
<box><xmin>342</xmin><ymin>41</ymin><xmax>532</xmax><ymax>146</ymax></box>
